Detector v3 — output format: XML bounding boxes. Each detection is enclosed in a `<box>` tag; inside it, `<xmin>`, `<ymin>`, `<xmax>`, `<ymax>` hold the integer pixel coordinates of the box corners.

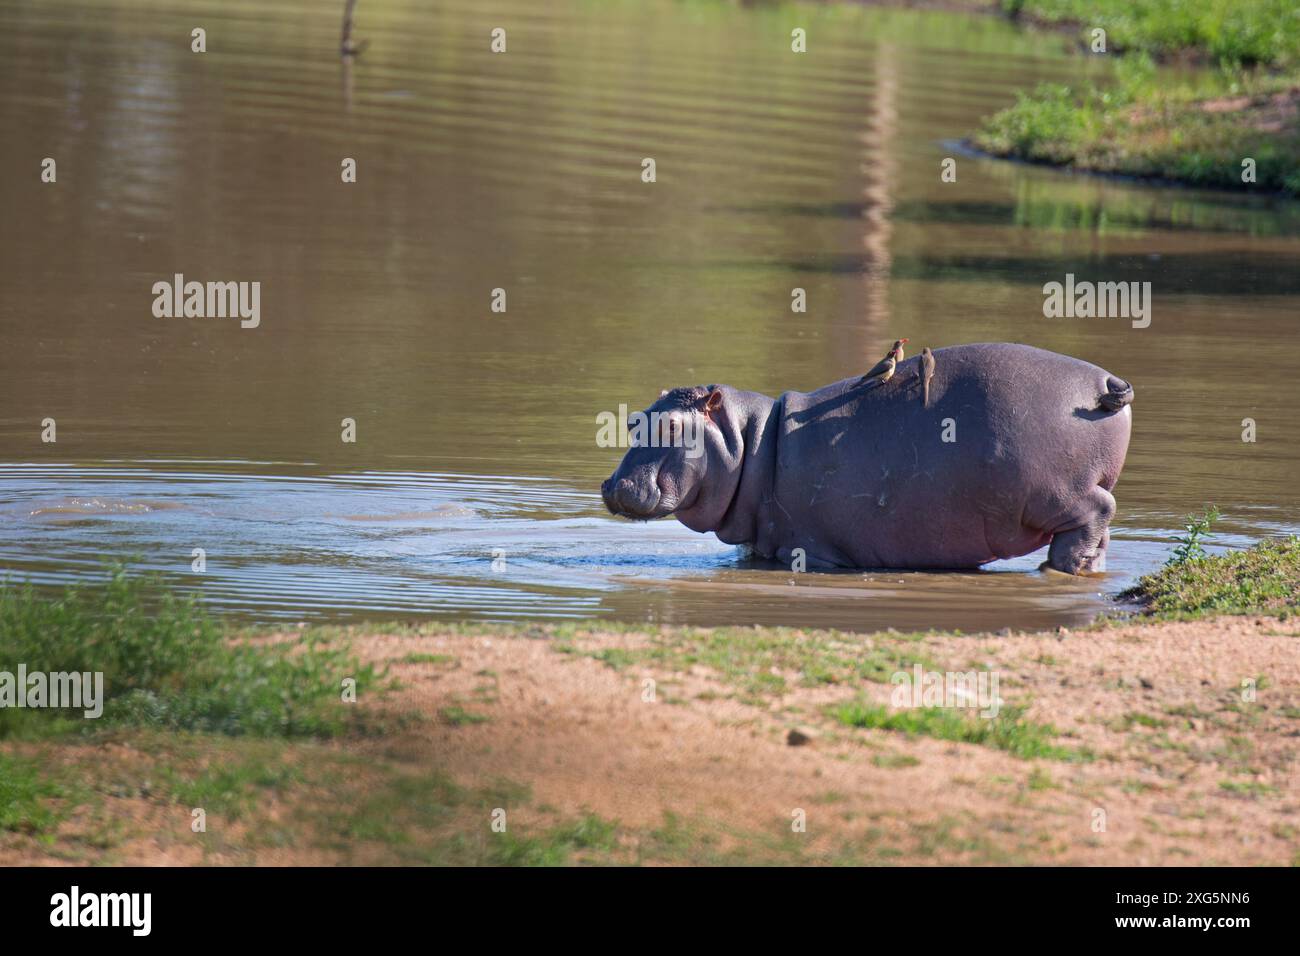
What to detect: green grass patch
<box><xmin>319</xmin><ymin>768</ymin><xmax>620</xmax><ymax>865</ymax></box>
<box><xmin>872</xmin><ymin>752</ymin><xmax>921</xmax><ymax>769</ymax></box>
<box><xmin>831</xmin><ymin>701</ymin><xmax>1090</xmax><ymax>761</ymax></box>
<box><xmin>635</xmin><ymin>810</ymin><xmax>837</xmax><ymax>866</ymax></box>
<box><xmin>1000</xmin><ymin>0</ymin><xmax>1300</xmax><ymax>68</ymax></box>
<box><xmin>910</xmin><ymin>815</ymin><xmax>1021</xmax><ymax>863</ymax></box>
<box><xmin>399</xmin><ymin>653</ymin><xmax>456</xmax><ymax>665</ymax></box>
<box><xmin>976</xmin><ymin>1</ymin><xmax>1300</xmax><ymax>199</ymax></box>
<box><xmin>439</xmin><ymin>705</ymin><xmax>490</xmax><ymax>726</ymax></box>
<box><xmin>491</xmin><ymin>813</ymin><xmax>621</xmax><ymax>866</ymax></box>
<box><xmin>976</xmin><ymin>70</ymin><xmax>1300</xmax><ymax>195</ymax></box>
<box><xmin>564</xmin><ymin>625</ymin><xmax>934</xmax><ymax>702</ymax></box>
<box><xmin>1118</xmin><ymin>537</ymin><xmax>1300</xmax><ymax>619</ymax></box>
<box><xmin>1027</xmin><ymin>767</ymin><xmax>1055</xmax><ymax>790</ymax></box>
<box><xmin>1117</xmin><ymin>711</ymin><xmax>1169</xmax><ymax>731</ymax></box>
<box><xmin>0</xmin><ymin>753</ymin><xmax>66</xmax><ymax>836</ymax></box>
<box><xmin>156</xmin><ymin>748</ymin><xmax>303</xmax><ymax>820</ymax></box>
<box><xmin>1219</xmin><ymin>779</ymin><xmax>1276</xmax><ymax>797</ymax></box>
<box><xmin>0</xmin><ymin>567</ymin><xmax>379</xmax><ymax>739</ymax></box>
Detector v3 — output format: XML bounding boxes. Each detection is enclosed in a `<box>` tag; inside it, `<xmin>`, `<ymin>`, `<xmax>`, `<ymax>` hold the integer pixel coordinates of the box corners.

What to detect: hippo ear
<box><xmin>703</xmin><ymin>388</ymin><xmax>723</xmax><ymax>421</ymax></box>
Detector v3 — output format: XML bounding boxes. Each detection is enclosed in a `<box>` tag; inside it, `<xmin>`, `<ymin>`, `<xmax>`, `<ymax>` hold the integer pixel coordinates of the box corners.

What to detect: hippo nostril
<box><xmin>601</xmin><ymin>471</ymin><xmax>661</xmax><ymax>517</ymax></box>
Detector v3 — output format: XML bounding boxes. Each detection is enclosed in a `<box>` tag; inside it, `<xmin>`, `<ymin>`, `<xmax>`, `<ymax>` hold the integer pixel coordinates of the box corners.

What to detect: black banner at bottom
<box><xmin>0</xmin><ymin>866</ymin><xmax>1280</xmax><ymax>941</ymax></box>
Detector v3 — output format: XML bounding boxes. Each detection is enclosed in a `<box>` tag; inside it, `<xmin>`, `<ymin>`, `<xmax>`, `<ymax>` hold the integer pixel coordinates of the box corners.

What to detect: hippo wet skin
<box><xmin>601</xmin><ymin>343</ymin><xmax>1133</xmax><ymax>574</ymax></box>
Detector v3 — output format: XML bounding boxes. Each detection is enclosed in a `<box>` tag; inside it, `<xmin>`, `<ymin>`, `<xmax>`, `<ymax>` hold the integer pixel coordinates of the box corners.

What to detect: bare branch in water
<box><xmin>341</xmin><ymin>0</ymin><xmax>367</xmax><ymax>57</ymax></box>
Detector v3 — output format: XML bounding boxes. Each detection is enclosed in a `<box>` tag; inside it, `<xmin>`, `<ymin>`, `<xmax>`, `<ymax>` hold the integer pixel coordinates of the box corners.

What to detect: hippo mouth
<box><xmin>601</xmin><ymin>481</ymin><xmax>665</xmax><ymax>520</ymax></box>
<box><xmin>601</xmin><ymin>473</ymin><xmax>689</xmax><ymax>521</ymax></box>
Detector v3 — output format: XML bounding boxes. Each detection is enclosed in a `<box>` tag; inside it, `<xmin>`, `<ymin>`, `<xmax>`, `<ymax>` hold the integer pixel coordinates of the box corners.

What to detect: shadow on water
<box><xmin>707</xmin><ymin>251</ymin><xmax>1300</xmax><ymax>297</ymax></box>
<box><xmin>718</xmin><ymin>195</ymin><xmax>1300</xmax><ymax>237</ymax></box>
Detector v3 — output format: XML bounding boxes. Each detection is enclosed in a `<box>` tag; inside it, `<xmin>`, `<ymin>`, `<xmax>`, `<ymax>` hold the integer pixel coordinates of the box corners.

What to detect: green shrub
<box><xmin>0</xmin><ymin>567</ymin><xmax>375</xmax><ymax>739</ymax></box>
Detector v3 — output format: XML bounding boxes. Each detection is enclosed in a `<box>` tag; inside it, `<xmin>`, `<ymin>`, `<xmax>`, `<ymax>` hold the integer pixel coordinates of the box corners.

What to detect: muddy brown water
<box><xmin>2</xmin><ymin>0</ymin><xmax>1298</xmax><ymax>631</ymax></box>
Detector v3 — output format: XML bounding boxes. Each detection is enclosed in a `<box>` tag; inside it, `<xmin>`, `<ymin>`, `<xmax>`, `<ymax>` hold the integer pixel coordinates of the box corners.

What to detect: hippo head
<box><xmin>601</xmin><ymin>385</ymin><xmax>745</xmax><ymax>533</ymax></box>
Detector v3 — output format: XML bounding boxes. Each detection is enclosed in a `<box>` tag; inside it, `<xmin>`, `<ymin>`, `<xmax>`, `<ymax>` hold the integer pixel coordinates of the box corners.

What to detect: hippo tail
<box><xmin>1097</xmin><ymin>375</ymin><xmax>1134</xmax><ymax>412</ymax></box>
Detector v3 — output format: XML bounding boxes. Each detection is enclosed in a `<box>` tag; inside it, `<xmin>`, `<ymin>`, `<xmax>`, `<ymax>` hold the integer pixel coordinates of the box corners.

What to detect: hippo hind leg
<box><xmin>1046</xmin><ymin>486</ymin><xmax>1115</xmax><ymax>574</ymax></box>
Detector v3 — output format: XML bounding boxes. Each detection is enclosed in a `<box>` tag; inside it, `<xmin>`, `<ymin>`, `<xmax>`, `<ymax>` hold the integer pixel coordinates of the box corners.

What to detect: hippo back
<box><xmin>767</xmin><ymin>343</ymin><xmax>1132</xmax><ymax>568</ymax></box>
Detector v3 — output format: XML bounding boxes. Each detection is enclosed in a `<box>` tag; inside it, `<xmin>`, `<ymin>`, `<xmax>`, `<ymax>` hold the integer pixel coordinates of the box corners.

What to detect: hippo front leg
<box><xmin>1046</xmin><ymin>486</ymin><xmax>1115</xmax><ymax>574</ymax></box>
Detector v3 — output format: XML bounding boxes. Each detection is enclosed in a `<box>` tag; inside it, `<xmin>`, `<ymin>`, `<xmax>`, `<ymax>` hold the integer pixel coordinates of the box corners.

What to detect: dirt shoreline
<box><xmin>4</xmin><ymin>614</ymin><xmax>1297</xmax><ymax>866</ymax></box>
<box><xmin>362</xmin><ymin>616</ymin><xmax>1300</xmax><ymax>864</ymax></box>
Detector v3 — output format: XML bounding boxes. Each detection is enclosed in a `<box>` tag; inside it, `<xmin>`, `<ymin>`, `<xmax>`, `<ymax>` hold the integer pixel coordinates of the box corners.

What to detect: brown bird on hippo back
<box><xmin>919</xmin><ymin>346</ymin><xmax>935</xmax><ymax>407</ymax></box>
<box><xmin>857</xmin><ymin>338</ymin><xmax>907</xmax><ymax>387</ymax></box>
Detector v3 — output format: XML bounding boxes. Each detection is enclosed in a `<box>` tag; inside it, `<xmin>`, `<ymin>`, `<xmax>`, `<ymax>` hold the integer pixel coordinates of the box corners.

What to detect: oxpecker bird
<box><xmin>858</xmin><ymin>338</ymin><xmax>908</xmax><ymax>387</ymax></box>
<box><xmin>920</xmin><ymin>347</ymin><xmax>935</xmax><ymax>407</ymax></box>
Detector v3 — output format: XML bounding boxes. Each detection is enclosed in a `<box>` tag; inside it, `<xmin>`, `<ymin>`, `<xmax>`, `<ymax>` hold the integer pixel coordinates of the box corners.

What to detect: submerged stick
<box><xmin>341</xmin><ymin>0</ymin><xmax>365</xmax><ymax>57</ymax></box>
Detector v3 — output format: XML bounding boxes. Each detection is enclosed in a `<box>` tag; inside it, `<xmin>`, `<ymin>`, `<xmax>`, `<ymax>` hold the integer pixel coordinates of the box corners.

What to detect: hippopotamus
<box><xmin>601</xmin><ymin>343</ymin><xmax>1133</xmax><ymax>574</ymax></box>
